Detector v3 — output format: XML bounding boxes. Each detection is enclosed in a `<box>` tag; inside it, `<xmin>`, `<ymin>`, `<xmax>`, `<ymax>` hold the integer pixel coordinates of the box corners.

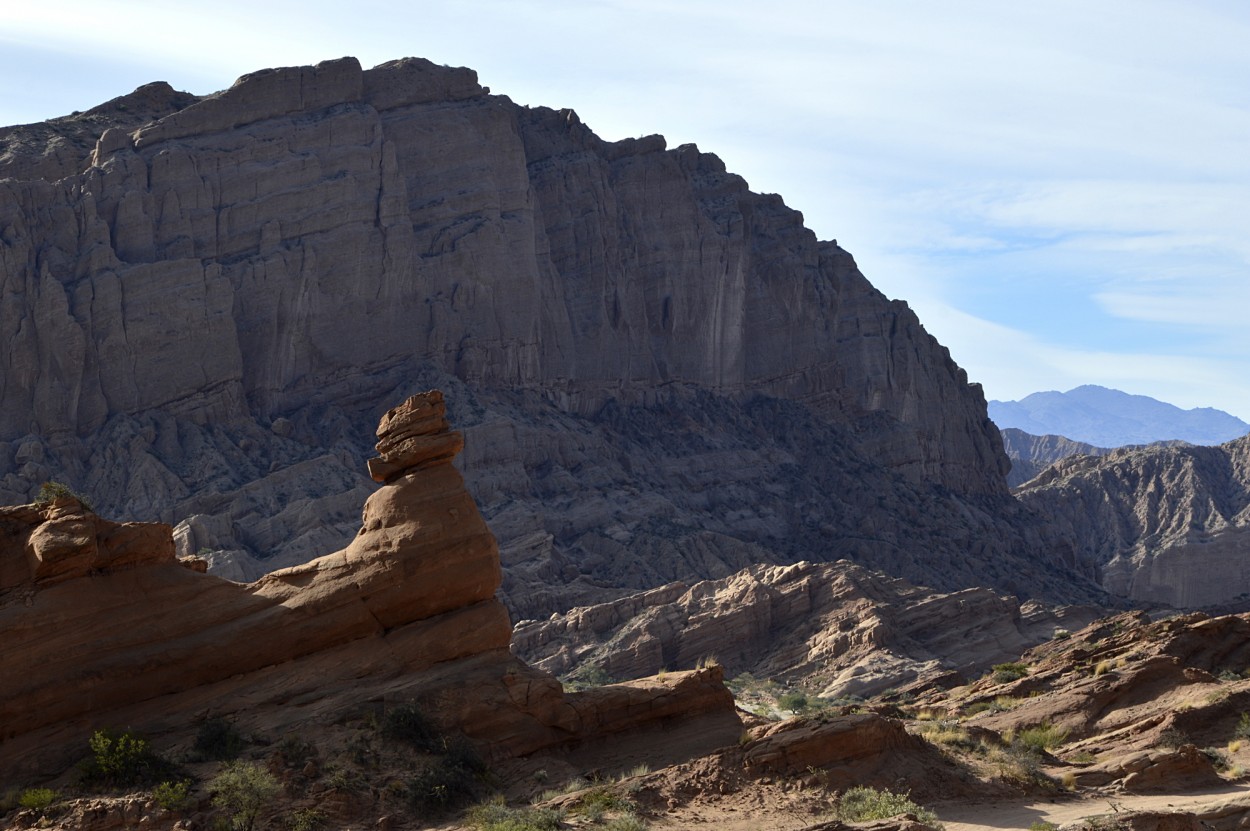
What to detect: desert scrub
<box><xmin>81</xmin><ymin>729</ymin><xmax>179</xmax><ymax>789</ymax></box>
<box><xmin>1014</xmin><ymin>722</ymin><xmax>1069</xmax><ymax>753</ymax></box>
<box><xmin>777</xmin><ymin>691</ymin><xmax>809</xmax><ymax>713</ymax></box>
<box><xmin>379</xmin><ymin>701</ymin><xmax>440</xmax><ymax>752</ymax></box>
<box><xmin>571</xmin><ymin>786</ymin><xmax>632</xmax><ymax>821</ymax></box>
<box><xmin>406</xmin><ymin>740</ymin><xmax>487</xmax><ymax>815</ymax></box>
<box><xmin>35</xmin><ymin>480</ymin><xmax>93</xmax><ymax>511</ymax></box>
<box><xmin>285</xmin><ymin>807</ymin><xmax>327</xmax><ymax>831</ymax></box>
<box><xmin>467</xmin><ymin>796</ymin><xmax>564</xmax><ymax>831</ymax></box>
<box><xmin>837</xmin><ymin>786</ymin><xmax>939</xmax><ymax>825</ymax></box>
<box><xmin>917</xmin><ymin>721</ymin><xmax>977</xmax><ymax>752</ymax></box>
<box><xmin>18</xmin><ymin>788</ymin><xmax>59</xmax><ymax>811</ymax></box>
<box><xmin>153</xmin><ymin>779</ymin><xmax>194</xmax><ymax>811</ymax></box>
<box><xmin>193</xmin><ymin>716</ymin><xmax>246</xmax><ymax>761</ymax></box>
<box><xmin>1235</xmin><ymin>712</ymin><xmax>1250</xmax><ymax>740</ymax></box>
<box><xmin>992</xmin><ymin>662</ymin><xmax>1029</xmax><ymax>684</ymax></box>
<box><xmin>210</xmin><ymin>761</ymin><xmax>281</xmax><ymax>831</ymax></box>
<box><xmin>562</xmin><ymin>663</ymin><xmax>615</xmax><ymax>690</ymax></box>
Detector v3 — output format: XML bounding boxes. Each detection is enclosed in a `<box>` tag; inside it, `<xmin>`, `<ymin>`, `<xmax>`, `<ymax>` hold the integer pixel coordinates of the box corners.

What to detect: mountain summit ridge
<box><xmin>990</xmin><ymin>384</ymin><xmax>1250</xmax><ymax>448</ymax></box>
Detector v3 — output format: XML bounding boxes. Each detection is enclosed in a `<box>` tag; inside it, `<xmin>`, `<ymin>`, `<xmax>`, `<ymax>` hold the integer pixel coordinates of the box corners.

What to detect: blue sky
<box><xmin>4</xmin><ymin>0</ymin><xmax>1249</xmax><ymax>418</ymax></box>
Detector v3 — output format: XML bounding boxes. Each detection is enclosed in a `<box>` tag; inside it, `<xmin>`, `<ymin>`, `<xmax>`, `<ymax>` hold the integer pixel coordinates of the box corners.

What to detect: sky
<box><xmin>3</xmin><ymin>0</ymin><xmax>1249</xmax><ymax>418</ymax></box>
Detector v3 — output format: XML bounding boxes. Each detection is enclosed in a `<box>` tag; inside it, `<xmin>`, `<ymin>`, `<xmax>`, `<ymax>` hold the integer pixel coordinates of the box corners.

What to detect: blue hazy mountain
<box><xmin>989</xmin><ymin>385</ymin><xmax>1250</xmax><ymax>448</ymax></box>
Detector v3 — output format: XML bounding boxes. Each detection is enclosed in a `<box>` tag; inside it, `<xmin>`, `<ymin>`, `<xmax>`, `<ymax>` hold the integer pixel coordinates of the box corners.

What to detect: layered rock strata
<box><xmin>0</xmin><ymin>56</ymin><xmax>1048</xmax><ymax>618</ymax></box>
<box><xmin>0</xmin><ymin>392</ymin><xmax>740</xmax><ymax>781</ymax></box>
<box><xmin>513</xmin><ymin>559</ymin><xmax>1100</xmax><ymax>698</ymax></box>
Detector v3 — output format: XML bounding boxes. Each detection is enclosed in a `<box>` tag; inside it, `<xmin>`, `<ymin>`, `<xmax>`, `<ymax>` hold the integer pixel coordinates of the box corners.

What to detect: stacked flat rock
<box><xmin>366</xmin><ymin>390</ymin><xmax>465</xmax><ymax>482</ymax></box>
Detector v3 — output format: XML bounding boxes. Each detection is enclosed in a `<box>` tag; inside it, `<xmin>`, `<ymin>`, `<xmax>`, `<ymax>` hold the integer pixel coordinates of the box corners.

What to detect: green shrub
<box><xmin>35</xmin><ymin>480</ymin><xmax>93</xmax><ymax>511</ymax></box>
<box><xmin>1015</xmin><ymin>723</ymin><xmax>1069</xmax><ymax>753</ymax></box>
<box><xmin>777</xmin><ymin>691</ymin><xmax>809</xmax><ymax>713</ymax></box>
<box><xmin>407</xmin><ymin>757</ymin><xmax>481</xmax><ymax>815</ymax></box>
<box><xmin>1236</xmin><ymin>713</ymin><xmax>1250</xmax><ymax>740</ymax></box>
<box><xmin>277</xmin><ymin>735</ymin><xmax>315</xmax><ymax>768</ymax></box>
<box><xmin>467</xmin><ymin>797</ymin><xmax>564</xmax><ymax>831</ymax></box>
<box><xmin>286</xmin><ymin>807</ymin><xmax>327</xmax><ymax>831</ymax></box>
<box><xmin>210</xmin><ymin>761</ymin><xmax>281</xmax><ymax>831</ymax></box>
<box><xmin>604</xmin><ymin>817</ymin><xmax>649</xmax><ymax>831</ymax></box>
<box><xmin>153</xmin><ymin>779</ymin><xmax>193</xmax><ymax>811</ymax></box>
<box><xmin>380</xmin><ymin>702</ymin><xmax>440</xmax><ymax>752</ymax></box>
<box><xmin>18</xmin><ymin>788</ymin><xmax>58</xmax><ymax>811</ymax></box>
<box><xmin>1030</xmin><ymin>822</ymin><xmax>1059</xmax><ymax>831</ymax></box>
<box><xmin>992</xmin><ymin>662</ymin><xmax>1029</xmax><ymax>684</ymax></box>
<box><xmin>82</xmin><ymin>729</ymin><xmax>179</xmax><ymax>789</ymax></box>
<box><xmin>194</xmin><ymin>717</ymin><xmax>246</xmax><ymax>762</ymax></box>
<box><xmin>838</xmin><ymin>786</ymin><xmax>938</xmax><ymax>823</ymax></box>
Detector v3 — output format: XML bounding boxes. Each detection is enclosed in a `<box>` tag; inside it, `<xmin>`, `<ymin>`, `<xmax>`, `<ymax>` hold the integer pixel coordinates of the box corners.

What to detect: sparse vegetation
<box><xmin>380</xmin><ymin>701</ymin><xmax>440</xmax><ymax>752</ymax></box>
<box><xmin>35</xmin><ymin>480</ymin><xmax>93</xmax><ymax>511</ymax></box>
<box><xmin>153</xmin><ymin>779</ymin><xmax>194</xmax><ymax>811</ymax></box>
<box><xmin>18</xmin><ymin>788</ymin><xmax>59</xmax><ymax>811</ymax></box>
<box><xmin>1235</xmin><ymin>712</ymin><xmax>1250</xmax><ymax>740</ymax></box>
<box><xmin>562</xmin><ymin>664</ymin><xmax>615</xmax><ymax>690</ymax></box>
<box><xmin>81</xmin><ymin>728</ymin><xmax>179</xmax><ymax>789</ymax></box>
<box><xmin>836</xmin><ymin>785</ymin><xmax>939</xmax><ymax>825</ymax></box>
<box><xmin>777</xmin><ymin>691</ymin><xmax>809</xmax><ymax>713</ymax></box>
<box><xmin>1014</xmin><ymin>722</ymin><xmax>1069</xmax><ymax>753</ymax></box>
<box><xmin>1093</xmin><ymin>660</ymin><xmax>1111</xmax><ymax>676</ymax></box>
<box><xmin>1030</xmin><ymin>822</ymin><xmax>1059</xmax><ymax>831</ymax></box>
<box><xmin>210</xmin><ymin>761</ymin><xmax>281</xmax><ymax>831</ymax></box>
<box><xmin>193</xmin><ymin>716</ymin><xmax>246</xmax><ymax>761</ymax></box>
<box><xmin>467</xmin><ymin>796</ymin><xmax>564</xmax><ymax>831</ymax></box>
<box><xmin>992</xmin><ymin>662</ymin><xmax>1029</xmax><ymax>684</ymax></box>
<box><xmin>286</xmin><ymin>807</ymin><xmax>327</xmax><ymax>831</ymax></box>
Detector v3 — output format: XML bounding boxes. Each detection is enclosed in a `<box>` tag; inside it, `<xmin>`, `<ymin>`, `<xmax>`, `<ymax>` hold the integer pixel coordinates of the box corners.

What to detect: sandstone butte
<box><xmin>0</xmin><ymin>391</ymin><xmax>740</xmax><ymax>783</ymax></box>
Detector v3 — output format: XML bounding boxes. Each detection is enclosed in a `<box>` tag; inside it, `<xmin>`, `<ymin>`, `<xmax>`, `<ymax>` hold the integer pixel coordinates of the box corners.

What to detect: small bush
<box><xmin>380</xmin><ymin>702</ymin><xmax>439</xmax><ymax>752</ymax></box>
<box><xmin>18</xmin><ymin>788</ymin><xmax>59</xmax><ymax>811</ymax></box>
<box><xmin>286</xmin><ymin>808</ymin><xmax>327</xmax><ymax>831</ymax></box>
<box><xmin>1093</xmin><ymin>660</ymin><xmax>1111</xmax><ymax>676</ymax></box>
<box><xmin>467</xmin><ymin>797</ymin><xmax>564</xmax><ymax>831</ymax></box>
<box><xmin>277</xmin><ymin>735</ymin><xmax>315</xmax><ymax>768</ymax></box>
<box><xmin>1030</xmin><ymin>822</ymin><xmax>1059</xmax><ymax>831</ymax></box>
<box><xmin>837</xmin><ymin>785</ymin><xmax>938</xmax><ymax>824</ymax></box>
<box><xmin>35</xmin><ymin>481</ymin><xmax>93</xmax><ymax>511</ymax></box>
<box><xmin>193</xmin><ymin>717</ymin><xmax>246</xmax><ymax>762</ymax></box>
<box><xmin>1159</xmin><ymin>728</ymin><xmax>1188</xmax><ymax>748</ymax></box>
<box><xmin>408</xmin><ymin>757</ymin><xmax>481</xmax><ymax>815</ymax></box>
<box><xmin>1015</xmin><ymin>723</ymin><xmax>1069</xmax><ymax>753</ymax></box>
<box><xmin>572</xmin><ymin>786</ymin><xmax>630</xmax><ymax>819</ymax></box>
<box><xmin>82</xmin><ymin>729</ymin><xmax>178</xmax><ymax>789</ymax></box>
<box><xmin>210</xmin><ymin>761</ymin><xmax>281</xmax><ymax>831</ymax></box>
<box><xmin>1235</xmin><ymin>713</ymin><xmax>1250</xmax><ymax>740</ymax></box>
<box><xmin>604</xmin><ymin>817</ymin><xmax>649</xmax><ymax>831</ymax></box>
<box><xmin>777</xmin><ymin>691</ymin><xmax>809</xmax><ymax>713</ymax></box>
<box><xmin>992</xmin><ymin>662</ymin><xmax>1029</xmax><ymax>684</ymax></box>
<box><xmin>153</xmin><ymin>779</ymin><xmax>194</xmax><ymax>811</ymax></box>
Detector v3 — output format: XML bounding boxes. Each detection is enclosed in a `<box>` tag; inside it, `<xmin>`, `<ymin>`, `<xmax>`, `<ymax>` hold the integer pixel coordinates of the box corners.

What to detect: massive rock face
<box><xmin>1017</xmin><ymin>435</ymin><xmax>1250</xmax><ymax>608</ymax></box>
<box><xmin>1</xmin><ymin>55</ymin><xmax>1082</xmax><ymax>616</ymax></box>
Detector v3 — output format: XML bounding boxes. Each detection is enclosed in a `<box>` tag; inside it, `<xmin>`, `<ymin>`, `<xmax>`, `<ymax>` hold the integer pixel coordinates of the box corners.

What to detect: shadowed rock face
<box><xmin>0</xmin><ymin>56</ymin><xmax>1034</xmax><ymax>616</ymax></box>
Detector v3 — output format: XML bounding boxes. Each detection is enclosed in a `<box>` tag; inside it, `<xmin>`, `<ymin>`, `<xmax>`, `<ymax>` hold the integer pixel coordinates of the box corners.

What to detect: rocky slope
<box><xmin>0</xmin><ymin>392</ymin><xmax>740</xmax><ymax>786</ymax></box>
<box><xmin>513</xmin><ymin>559</ymin><xmax>1101</xmax><ymax>699</ymax></box>
<box><xmin>0</xmin><ymin>55</ymin><xmax>1104</xmax><ymax>619</ymax></box>
<box><xmin>991</xmin><ymin>385</ymin><xmax>1250</xmax><ymax>448</ymax></box>
<box><xmin>1000</xmin><ymin>427</ymin><xmax>1111</xmax><ymax>488</ymax></box>
<box><xmin>1015</xmin><ymin>435</ymin><xmax>1250</xmax><ymax>609</ymax></box>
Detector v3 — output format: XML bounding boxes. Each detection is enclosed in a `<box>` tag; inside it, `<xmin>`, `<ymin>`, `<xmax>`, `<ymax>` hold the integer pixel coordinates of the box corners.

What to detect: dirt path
<box><xmin>936</xmin><ymin>784</ymin><xmax>1250</xmax><ymax>830</ymax></box>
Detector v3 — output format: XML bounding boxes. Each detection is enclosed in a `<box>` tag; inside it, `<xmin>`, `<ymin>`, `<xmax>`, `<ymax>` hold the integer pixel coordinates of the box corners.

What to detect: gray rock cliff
<box><xmin>1</xmin><ymin>56</ymin><xmax>1087</xmax><ymax>615</ymax></box>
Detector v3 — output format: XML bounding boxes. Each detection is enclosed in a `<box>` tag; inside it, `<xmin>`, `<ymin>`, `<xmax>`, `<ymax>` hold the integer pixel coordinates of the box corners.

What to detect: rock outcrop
<box><xmin>1017</xmin><ymin>435</ymin><xmax>1250</xmax><ymax>608</ymax></box>
<box><xmin>0</xmin><ymin>392</ymin><xmax>741</xmax><ymax>782</ymax></box>
<box><xmin>999</xmin><ymin>427</ymin><xmax>1112</xmax><ymax>488</ymax></box>
<box><xmin>513</xmin><ymin>559</ymin><xmax>1100</xmax><ymax>698</ymax></box>
<box><xmin>0</xmin><ymin>56</ymin><xmax>1060</xmax><ymax>620</ymax></box>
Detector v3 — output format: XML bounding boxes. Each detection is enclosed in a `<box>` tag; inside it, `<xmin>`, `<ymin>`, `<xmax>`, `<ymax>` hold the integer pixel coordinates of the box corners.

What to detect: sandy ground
<box><xmin>936</xmin><ymin>784</ymin><xmax>1250</xmax><ymax>830</ymax></box>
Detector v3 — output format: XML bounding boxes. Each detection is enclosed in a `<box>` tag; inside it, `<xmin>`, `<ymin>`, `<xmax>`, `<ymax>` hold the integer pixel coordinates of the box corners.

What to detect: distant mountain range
<box><xmin>989</xmin><ymin>385</ymin><xmax>1250</xmax><ymax>448</ymax></box>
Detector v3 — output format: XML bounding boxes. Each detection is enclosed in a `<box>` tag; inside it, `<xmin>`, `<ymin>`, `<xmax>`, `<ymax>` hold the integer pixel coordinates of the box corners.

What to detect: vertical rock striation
<box><xmin>0</xmin><ymin>56</ymin><xmax>1044</xmax><ymax>614</ymax></box>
